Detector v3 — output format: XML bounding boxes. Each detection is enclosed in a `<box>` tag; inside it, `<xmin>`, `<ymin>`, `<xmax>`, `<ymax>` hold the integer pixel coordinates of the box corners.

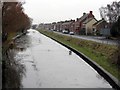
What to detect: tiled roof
<box><xmin>62</xmin><ymin>21</ymin><xmax>73</xmax><ymax>25</ymax></box>
<box><xmin>83</xmin><ymin>18</ymin><xmax>93</xmax><ymax>24</ymax></box>
<box><xmin>83</xmin><ymin>18</ymin><xmax>95</xmax><ymax>24</ymax></box>
<box><xmin>78</xmin><ymin>14</ymin><xmax>89</xmax><ymax>22</ymax></box>
<box><xmin>93</xmin><ymin>19</ymin><xmax>106</xmax><ymax>26</ymax></box>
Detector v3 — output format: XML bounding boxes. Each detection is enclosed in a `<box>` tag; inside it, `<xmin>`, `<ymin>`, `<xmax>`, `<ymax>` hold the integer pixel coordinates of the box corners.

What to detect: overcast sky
<box><xmin>23</xmin><ymin>0</ymin><xmax>119</xmax><ymax>24</ymax></box>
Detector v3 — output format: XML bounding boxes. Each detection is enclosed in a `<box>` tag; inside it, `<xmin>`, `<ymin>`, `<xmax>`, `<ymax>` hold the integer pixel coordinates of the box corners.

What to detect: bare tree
<box><xmin>99</xmin><ymin>1</ymin><xmax>120</xmax><ymax>23</ymax></box>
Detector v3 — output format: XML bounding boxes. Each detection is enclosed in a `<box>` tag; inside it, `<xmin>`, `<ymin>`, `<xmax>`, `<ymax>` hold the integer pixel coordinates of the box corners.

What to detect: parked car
<box><xmin>69</xmin><ymin>31</ymin><xmax>74</xmax><ymax>35</ymax></box>
<box><xmin>62</xmin><ymin>30</ymin><xmax>69</xmax><ymax>34</ymax></box>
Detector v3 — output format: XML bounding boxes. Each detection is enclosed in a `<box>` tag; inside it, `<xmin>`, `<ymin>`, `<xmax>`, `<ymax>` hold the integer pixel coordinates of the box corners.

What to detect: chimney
<box><xmin>90</xmin><ymin>11</ymin><xmax>93</xmax><ymax>14</ymax></box>
<box><xmin>83</xmin><ymin>13</ymin><xmax>86</xmax><ymax>16</ymax></box>
<box><xmin>88</xmin><ymin>11</ymin><xmax>94</xmax><ymax>18</ymax></box>
<box><xmin>76</xmin><ymin>18</ymin><xmax>79</xmax><ymax>21</ymax></box>
<box><xmin>102</xmin><ymin>18</ymin><xmax>104</xmax><ymax>20</ymax></box>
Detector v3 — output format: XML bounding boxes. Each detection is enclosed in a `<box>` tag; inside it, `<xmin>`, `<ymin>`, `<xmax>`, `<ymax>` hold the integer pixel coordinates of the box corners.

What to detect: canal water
<box><xmin>10</xmin><ymin>29</ymin><xmax>112</xmax><ymax>88</ymax></box>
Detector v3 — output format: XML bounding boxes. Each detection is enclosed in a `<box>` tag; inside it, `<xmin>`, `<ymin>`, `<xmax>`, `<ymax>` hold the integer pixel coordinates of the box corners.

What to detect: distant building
<box><xmin>54</xmin><ymin>22</ymin><xmax>63</xmax><ymax>32</ymax></box>
<box><xmin>38</xmin><ymin>11</ymin><xmax>103</xmax><ymax>36</ymax></box>
<box><xmin>51</xmin><ymin>22</ymin><xmax>56</xmax><ymax>30</ymax></box>
<box><xmin>62</xmin><ymin>20</ymin><xmax>75</xmax><ymax>32</ymax></box>
<box><xmin>38</xmin><ymin>23</ymin><xmax>45</xmax><ymax>29</ymax></box>
<box><xmin>82</xmin><ymin>17</ymin><xmax>97</xmax><ymax>35</ymax></box>
<box><xmin>69</xmin><ymin>20</ymin><xmax>75</xmax><ymax>32</ymax></box>
<box><xmin>32</xmin><ymin>24</ymin><xmax>38</xmax><ymax>29</ymax></box>
<box><xmin>92</xmin><ymin>19</ymin><xmax>110</xmax><ymax>36</ymax></box>
<box><xmin>38</xmin><ymin>23</ymin><xmax>52</xmax><ymax>30</ymax></box>
<box><xmin>74</xmin><ymin>11</ymin><xmax>95</xmax><ymax>34</ymax></box>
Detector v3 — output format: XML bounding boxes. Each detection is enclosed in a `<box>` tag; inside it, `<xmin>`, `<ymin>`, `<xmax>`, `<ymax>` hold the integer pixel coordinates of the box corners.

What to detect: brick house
<box><xmin>74</xmin><ymin>11</ymin><xmax>94</xmax><ymax>34</ymax></box>
<box><xmin>55</xmin><ymin>21</ymin><xmax>64</xmax><ymax>32</ymax></box>
<box><xmin>45</xmin><ymin>23</ymin><xmax>52</xmax><ymax>30</ymax></box>
<box><xmin>82</xmin><ymin>17</ymin><xmax>97</xmax><ymax>35</ymax></box>
<box><xmin>62</xmin><ymin>20</ymin><xmax>75</xmax><ymax>32</ymax></box>
<box><xmin>92</xmin><ymin>18</ymin><xmax>110</xmax><ymax>35</ymax></box>
<box><xmin>69</xmin><ymin>20</ymin><xmax>75</xmax><ymax>32</ymax></box>
<box><xmin>62</xmin><ymin>20</ymin><xmax>71</xmax><ymax>31</ymax></box>
<box><xmin>38</xmin><ymin>23</ymin><xmax>45</xmax><ymax>29</ymax></box>
<box><xmin>38</xmin><ymin>23</ymin><xmax>52</xmax><ymax>30</ymax></box>
<box><xmin>51</xmin><ymin>22</ymin><xmax>56</xmax><ymax>30</ymax></box>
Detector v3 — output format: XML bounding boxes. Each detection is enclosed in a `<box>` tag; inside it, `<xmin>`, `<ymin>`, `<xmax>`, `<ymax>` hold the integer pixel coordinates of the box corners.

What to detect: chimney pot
<box><xmin>76</xmin><ymin>18</ymin><xmax>79</xmax><ymax>21</ymax></box>
<box><xmin>90</xmin><ymin>11</ymin><xmax>93</xmax><ymax>14</ymax></box>
<box><xmin>83</xmin><ymin>13</ymin><xmax>86</xmax><ymax>16</ymax></box>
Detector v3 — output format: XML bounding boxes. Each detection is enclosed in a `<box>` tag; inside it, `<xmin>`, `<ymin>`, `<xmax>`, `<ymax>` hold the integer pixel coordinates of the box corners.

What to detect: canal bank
<box><xmin>2</xmin><ymin>32</ymin><xmax>28</xmax><ymax>88</ymax></box>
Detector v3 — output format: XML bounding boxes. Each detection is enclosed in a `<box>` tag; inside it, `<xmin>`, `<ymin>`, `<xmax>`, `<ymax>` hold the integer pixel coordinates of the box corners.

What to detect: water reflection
<box><xmin>2</xmin><ymin>34</ymin><xmax>31</xmax><ymax>89</ymax></box>
<box><xmin>2</xmin><ymin>49</ymin><xmax>26</xmax><ymax>89</ymax></box>
<box><xmin>15</xmin><ymin>34</ymin><xmax>32</xmax><ymax>49</ymax></box>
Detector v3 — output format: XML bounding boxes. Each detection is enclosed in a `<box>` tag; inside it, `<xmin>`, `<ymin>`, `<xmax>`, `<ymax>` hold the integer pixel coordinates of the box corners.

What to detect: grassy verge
<box><xmin>38</xmin><ymin>29</ymin><xmax>120</xmax><ymax>81</ymax></box>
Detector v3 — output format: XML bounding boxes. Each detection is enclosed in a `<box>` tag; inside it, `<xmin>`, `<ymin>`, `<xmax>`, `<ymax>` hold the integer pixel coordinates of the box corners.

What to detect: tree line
<box><xmin>99</xmin><ymin>1</ymin><xmax>120</xmax><ymax>37</ymax></box>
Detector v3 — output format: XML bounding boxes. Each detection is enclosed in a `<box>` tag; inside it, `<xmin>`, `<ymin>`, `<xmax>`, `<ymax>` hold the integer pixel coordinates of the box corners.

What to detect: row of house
<box><xmin>38</xmin><ymin>11</ymin><xmax>111</xmax><ymax>36</ymax></box>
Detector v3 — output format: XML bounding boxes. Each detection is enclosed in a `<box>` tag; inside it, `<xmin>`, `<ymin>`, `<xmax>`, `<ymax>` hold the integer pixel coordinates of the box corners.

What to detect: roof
<box><xmin>93</xmin><ymin>19</ymin><xmax>106</xmax><ymax>26</ymax></box>
<box><xmin>83</xmin><ymin>17</ymin><xmax>97</xmax><ymax>24</ymax></box>
<box><xmin>78</xmin><ymin>14</ymin><xmax>89</xmax><ymax>22</ymax></box>
<box><xmin>62</xmin><ymin>21</ymin><xmax>74</xmax><ymax>25</ymax></box>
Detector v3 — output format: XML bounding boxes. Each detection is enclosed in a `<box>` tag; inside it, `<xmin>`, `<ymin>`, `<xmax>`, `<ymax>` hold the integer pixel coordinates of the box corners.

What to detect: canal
<box><xmin>5</xmin><ymin>29</ymin><xmax>112</xmax><ymax>88</ymax></box>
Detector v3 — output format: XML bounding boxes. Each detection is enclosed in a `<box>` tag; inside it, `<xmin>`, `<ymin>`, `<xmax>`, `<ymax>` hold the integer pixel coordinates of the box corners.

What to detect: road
<box><xmin>53</xmin><ymin>31</ymin><xmax>119</xmax><ymax>45</ymax></box>
<box><xmin>11</xmin><ymin>29</ymin><xmax>112</xmax><ymax>88</ymax></box>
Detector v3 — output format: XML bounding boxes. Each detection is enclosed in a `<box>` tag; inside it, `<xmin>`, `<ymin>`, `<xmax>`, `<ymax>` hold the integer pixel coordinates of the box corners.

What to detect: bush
<box><xmin>110</xmin><ymin>16</ymin><xmax>120</xmax><ymax>37</ymax></box>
